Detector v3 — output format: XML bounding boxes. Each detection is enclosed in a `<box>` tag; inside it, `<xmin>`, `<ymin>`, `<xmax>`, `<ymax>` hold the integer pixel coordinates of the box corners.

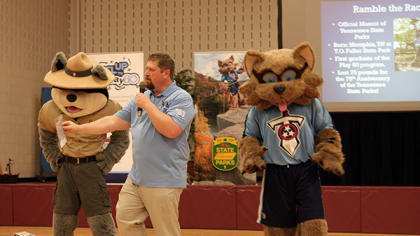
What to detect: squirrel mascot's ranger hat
<box><xmin>239</xmin><ymin>42</ymin><xmax>345</xmax><ymax>236</ymax></box>
<box><xmin>38</xmin><ymin>52</ymin><xmax>129</xmax><ymax>236</ymax></box>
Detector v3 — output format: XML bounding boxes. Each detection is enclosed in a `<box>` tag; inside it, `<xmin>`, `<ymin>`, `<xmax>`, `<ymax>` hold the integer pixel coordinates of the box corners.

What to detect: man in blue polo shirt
<box><xmin>62</xmin><ymin>53</ymin><xmax>195</xmax><ymax>236</ymax></box>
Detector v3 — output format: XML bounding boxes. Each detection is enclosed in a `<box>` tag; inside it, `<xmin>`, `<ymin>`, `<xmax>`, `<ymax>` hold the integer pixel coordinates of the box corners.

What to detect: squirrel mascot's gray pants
<box><xmin>52</xmin><ymin>162</ymin><xmax>118</xmax><ymax>236</ymax></box>
<box><xmin>39</xmin><ymin>128</ymin><xmax>129</xmax><ymax>236</ymax></box>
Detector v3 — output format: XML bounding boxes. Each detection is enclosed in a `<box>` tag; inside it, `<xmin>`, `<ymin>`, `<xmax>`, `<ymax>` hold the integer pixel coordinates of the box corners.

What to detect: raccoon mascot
<box><xmin>239</xmin><ymin>42</ymin><xmax>345</xmax><ymax>236</ymax></box>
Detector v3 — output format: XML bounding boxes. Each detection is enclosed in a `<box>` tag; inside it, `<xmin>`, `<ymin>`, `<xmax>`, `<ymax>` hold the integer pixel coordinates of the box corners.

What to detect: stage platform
<box><xmin>0</xmin><ymin>184</ymin><xmax>419</xmax><ymax>234</ymax></box>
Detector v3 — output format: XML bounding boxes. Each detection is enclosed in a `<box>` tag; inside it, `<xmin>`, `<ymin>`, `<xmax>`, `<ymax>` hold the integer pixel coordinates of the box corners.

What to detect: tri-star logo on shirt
<box><xmin>266</xmin><ymin>111</ymin><xmax>305</xmax><ymax>157</ymax></box>
<box><xmin>160</xmin><ymin>99</ymin><xmax>170</xmax><ymax>112</ymax></box>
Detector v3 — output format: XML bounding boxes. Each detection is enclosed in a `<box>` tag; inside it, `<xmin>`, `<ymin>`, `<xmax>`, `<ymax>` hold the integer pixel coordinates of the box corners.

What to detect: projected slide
<box><xmin>321</xmin><ymin>1</ymin><xmax>420</xmax><ymax>103</ymax></box>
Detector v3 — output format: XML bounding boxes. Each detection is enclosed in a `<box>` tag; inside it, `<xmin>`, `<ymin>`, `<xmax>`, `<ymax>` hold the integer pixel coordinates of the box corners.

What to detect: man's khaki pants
<box><xmin>116</xmin><ymin>177</ymin><xmax>183</xmax><ymax>236</ymax></box>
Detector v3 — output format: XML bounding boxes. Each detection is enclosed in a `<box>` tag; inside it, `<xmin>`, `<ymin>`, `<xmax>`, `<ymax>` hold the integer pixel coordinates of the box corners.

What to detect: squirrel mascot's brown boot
<box><xmin>53</xmin><ymin>213</ymin><xmax>77</xmax><ymax>236</ymax></box>
<box><xmin>296</xmin><ymin>219</ymin><xmax>328</xmax><ymax>236</ymax></box>
<box><xmin>264</xmin><ymin>225</ymin><xmax>296</xmax><ymax>236</ymax></box>
<box><xmin>87</xmin><ymin>213</ymin><xmax>117</xmax><ymax>236</ymax></box>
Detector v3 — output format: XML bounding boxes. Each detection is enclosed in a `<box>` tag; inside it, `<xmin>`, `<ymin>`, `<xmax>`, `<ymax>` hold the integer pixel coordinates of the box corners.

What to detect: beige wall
<box><xmin>69</xmin><ymin>0</ymin><xmax>278</xmax><ymax>71</ymax></box>
<box><xmin>0</xmin><ymin>0</ymin><xmax>70</xmax><ymax>177</ymax></box>
<box><xmin>282</xmin><ymin>0</ymin><xmax>321</xmax><ymax>74</ymax></box>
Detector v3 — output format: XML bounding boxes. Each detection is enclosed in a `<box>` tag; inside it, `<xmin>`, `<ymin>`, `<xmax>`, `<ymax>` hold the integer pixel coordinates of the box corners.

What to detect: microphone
<box><xmin>138</xmin><ymin>81</ymin><xmax>147</xmax><ymax>116</ymax></box>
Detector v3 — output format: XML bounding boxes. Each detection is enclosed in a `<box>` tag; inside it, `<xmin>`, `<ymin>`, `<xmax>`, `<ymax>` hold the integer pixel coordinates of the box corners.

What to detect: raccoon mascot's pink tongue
<box><xmin>278</xmin><ymin>99</ymin><xmax>287</xmax><ymax>111</ymax></box>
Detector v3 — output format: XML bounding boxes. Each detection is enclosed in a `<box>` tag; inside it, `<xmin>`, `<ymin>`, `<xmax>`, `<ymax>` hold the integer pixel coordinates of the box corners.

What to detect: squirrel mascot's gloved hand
<box><xmin>96</xmin><ymin>129</ymin><xmax>129</xmax><ymax>175</ymax></box>
<box><xmin>38</xmin><ymin>128</ymin><xmax>63</xmax><ymax>172</ymax></box>
<box><xmin>239</xmin><ymin>136</ymin><xmax>267</xmax><ymax>174</ymax></box>
<box><xmin>312</xmin><ymin>128</ymin><xmax>345</xmax><ymax>175</ymax></box>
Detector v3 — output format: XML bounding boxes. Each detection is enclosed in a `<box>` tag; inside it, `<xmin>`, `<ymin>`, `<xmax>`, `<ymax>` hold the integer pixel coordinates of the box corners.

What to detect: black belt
<box><xmin>61</xmin><ymin>155</ymin><xmax>97</xmax><ymax>165</ymax></box>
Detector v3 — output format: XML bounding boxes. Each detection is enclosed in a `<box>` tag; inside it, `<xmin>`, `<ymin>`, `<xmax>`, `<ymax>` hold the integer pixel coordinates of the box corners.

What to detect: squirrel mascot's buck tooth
<box><xmin>38</xmin><ymin>52</ymin><xmax>129</xmax><ymax>236</ymax></box>
<box><xmin>239</xmin><ymin>42</ymin><xmax>345</xmax><ymax>235</ymax></box>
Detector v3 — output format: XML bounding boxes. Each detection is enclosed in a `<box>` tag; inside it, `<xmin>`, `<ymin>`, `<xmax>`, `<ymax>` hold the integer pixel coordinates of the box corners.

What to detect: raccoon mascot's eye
<box><xmin>262</xmin><ymin>72</ymin><xmax>279</xmax><ymax>83</ymax></box>
<box><xmin>281</xmin><ymin>69</ymin><xmax>297</xmax><ymax>82</ymax></box>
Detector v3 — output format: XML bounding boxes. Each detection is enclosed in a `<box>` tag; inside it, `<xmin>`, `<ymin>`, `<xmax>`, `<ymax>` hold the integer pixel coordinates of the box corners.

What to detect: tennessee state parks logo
<box><xmin>212</xmin><ymin>137</ymin><xmax>239</xmax><ymax>171</ymax></box>
<box><xmin>266</xmin><ymin>113</ymin><xmax>305</xmax><ymax>157</ymax></box>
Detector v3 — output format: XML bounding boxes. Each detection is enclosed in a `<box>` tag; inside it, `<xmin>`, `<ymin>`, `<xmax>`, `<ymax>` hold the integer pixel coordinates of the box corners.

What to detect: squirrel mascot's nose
<box><xmin>274</xmin><ymin>85</ymin><xmax>286</xmax><ymax>94</ymax></box>
<box><xmin>67</xmin><ymin>94</ymin><xmax>77</xmax><ymax>102</ymax></box>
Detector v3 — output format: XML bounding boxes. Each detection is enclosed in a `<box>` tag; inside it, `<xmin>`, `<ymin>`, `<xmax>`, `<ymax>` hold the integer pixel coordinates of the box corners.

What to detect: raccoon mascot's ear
<box><xmin>239</xmin><ymin>50</ymin><xmax>265</xmax><ymax>108</ymax></box>
<box><xmin>51</xmin><ymin>51</ymin><xmax>68</xmax><ymax>72</ymax></box>
<box><xmin>293</xmin><ymin>42</ymin><xmax>315</xmax><ymax>71</ymax></box>
<box><xmin>244</xmin><ymin>50</ymin><xmax>264</xmax><ymax>80</ymax></box>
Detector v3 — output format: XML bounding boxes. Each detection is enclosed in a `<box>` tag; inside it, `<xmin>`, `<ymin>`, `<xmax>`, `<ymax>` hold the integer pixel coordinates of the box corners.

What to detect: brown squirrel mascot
<box><xmin>38</xmin><ymin>52</ymin><xmax>129</xmax><ymax>236</ymax></box>
<box><xmin>239</xmin><ymin>42</ymin><xmax>345</xmax><ymax>236</ymax></box>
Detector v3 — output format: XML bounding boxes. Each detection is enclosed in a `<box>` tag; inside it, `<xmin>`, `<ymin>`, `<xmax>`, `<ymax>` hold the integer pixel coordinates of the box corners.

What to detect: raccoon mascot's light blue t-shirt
<box><xmin>243</xmin><ymin>98</ymin><xmax>333</xmax><ymax>166</ymax></box>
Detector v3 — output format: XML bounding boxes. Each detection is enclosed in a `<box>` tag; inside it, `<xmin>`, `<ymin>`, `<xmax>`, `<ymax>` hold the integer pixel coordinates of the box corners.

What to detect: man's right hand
<box><xmin>62</xmin><ymin>121</ymin><xmax>80</xmax><ymax>134</ymax></box>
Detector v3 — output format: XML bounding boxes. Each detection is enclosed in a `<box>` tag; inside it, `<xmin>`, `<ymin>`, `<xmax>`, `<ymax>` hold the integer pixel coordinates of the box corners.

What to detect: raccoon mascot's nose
<box><xmin>67</xmin><ymin>94</ymin><xmax>77</xmax><ymax>102</ymax></box>
<box><xmin>274</xmin><ymin>85</ymin><xmax>286</xmax><ymax>95</ymax></box>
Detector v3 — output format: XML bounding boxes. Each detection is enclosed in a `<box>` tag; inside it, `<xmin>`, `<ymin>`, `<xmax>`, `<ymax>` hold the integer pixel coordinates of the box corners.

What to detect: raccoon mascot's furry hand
<box><xmin>313</xmin><ymin>128</ymin><xmax>345</xmax><ymax>175</ymax></box>
<box><xmin>239</xmin><ymin>136</ymin><xmax>267</xmax><ymax>174</ymax></box>
<box><xmin>239</xmin><ymin>42</ymin><xmax>345</xmax><ymax>176</ymax></box>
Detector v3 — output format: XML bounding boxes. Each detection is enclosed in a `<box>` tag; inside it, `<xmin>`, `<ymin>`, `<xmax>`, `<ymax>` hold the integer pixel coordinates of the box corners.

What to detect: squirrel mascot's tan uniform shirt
<box><xmin>38</xmin><ymin>99</ymin><xmax>121</xmax><ymax>158</ymax></box>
